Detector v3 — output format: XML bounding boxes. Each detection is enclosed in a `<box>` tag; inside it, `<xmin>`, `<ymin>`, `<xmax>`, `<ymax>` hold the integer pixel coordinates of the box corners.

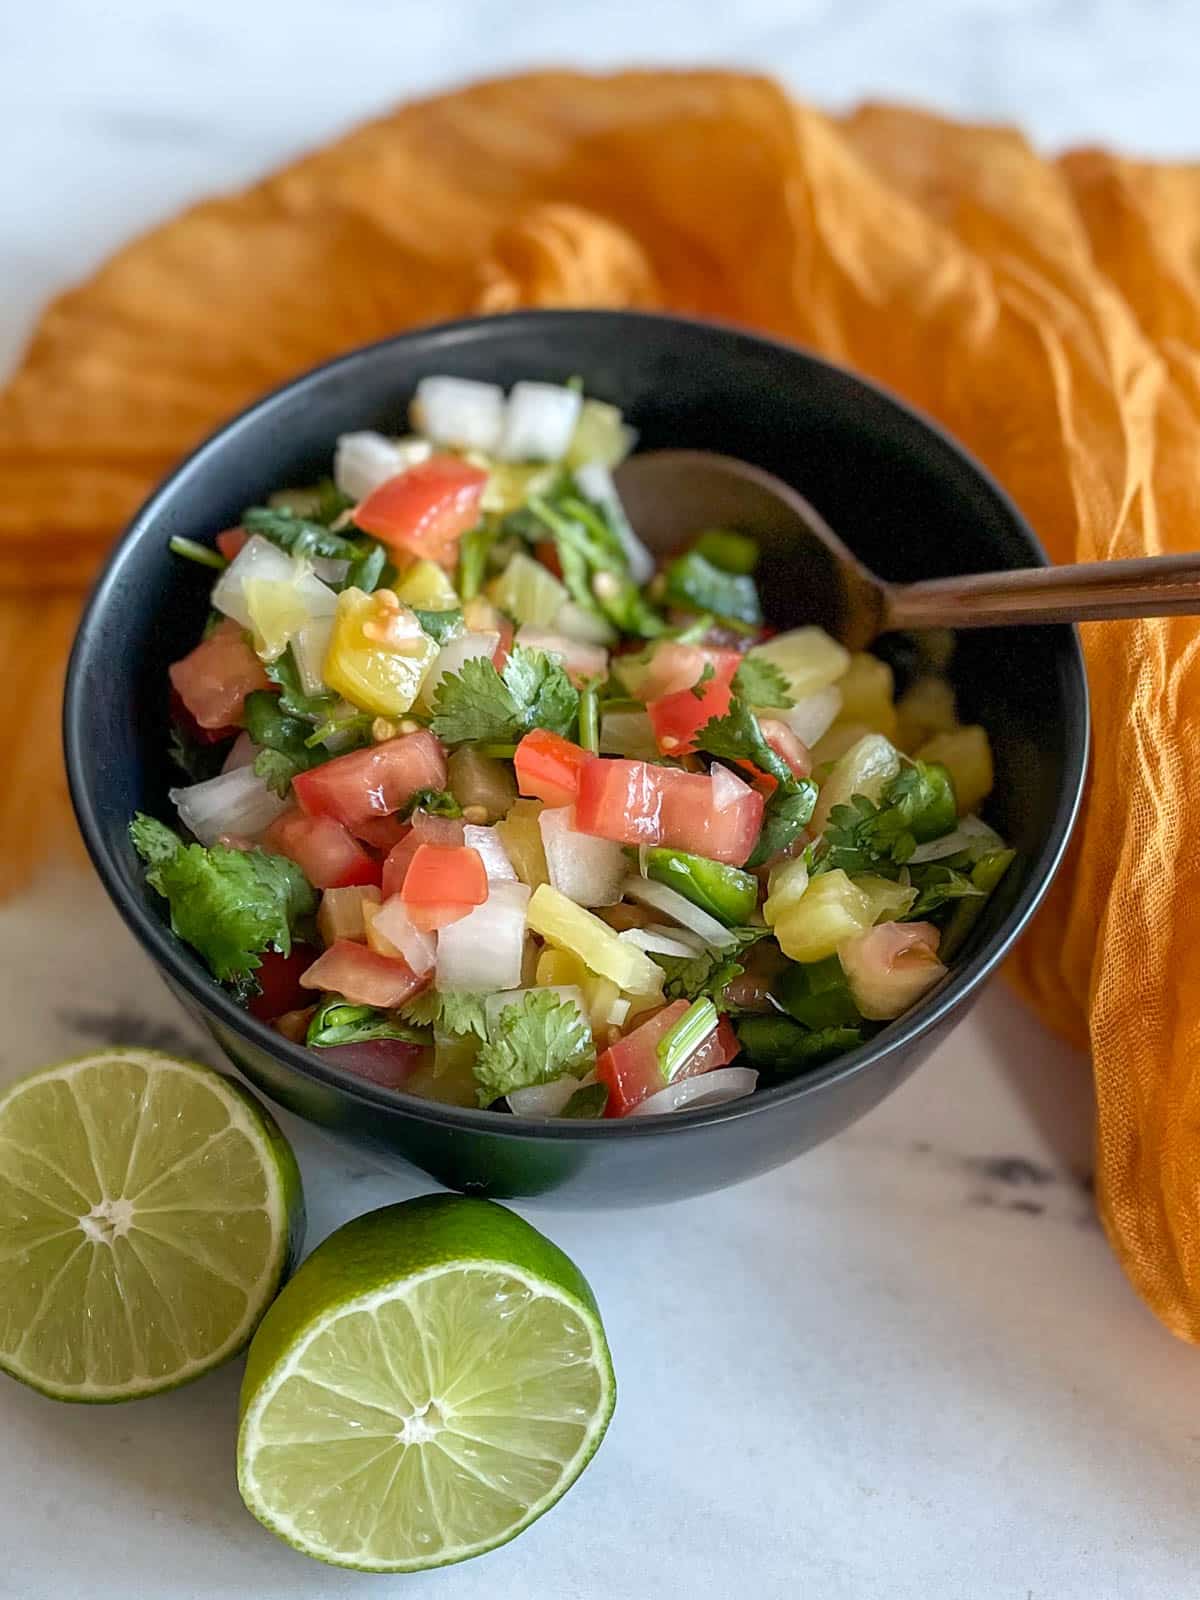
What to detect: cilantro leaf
<box><xmin>733</xmin><ymin>656</ymin><xmax>794</xmax><ymax>709</ymax></box>
<box><xmin>514</xmin><ymin>485</ymin><xmax>667</xmax><ymax>639</ymax></box>
<box><xmin>904</xmin><ymin>862</ymin><xmax>984</xmax><ymax>919</ymax></box>
<box><xmin>746</xmin><ymin>781</ymin><xmax>818</xmax><ymax>870</ymax></box>
<box><xmin>663</xmin><ymin>549</ymin><xmax>762</xmax><ymax>626</ymax></box>
<box><xmin>431</xmin><ymin>645</ymin><xmax>579</xmax><ymax>745</ymax></box>
<box><xmin>690</xmin><ymin>662</ymin><xmax>716</xmax><ymax>700</ymax></box>
<box><xmin>241</xmin><ymin>506</ymin><xmax>361</xmax><ymax>561</ymax></box>
<box><xmin>412</xmin><ymin>608</ymin><xmax>464</xmax><ymax>645</ymax></box>
<box><xmin>736</xmin><ymin>1016</ymin><xmax>863</xmax><ymax>1072</ymax></box>
<box><xmin>243</xmin><ymin>690</ymin><xmax>325</xmax><ymax>796</ymax></box>
<box><xmin>396</xmin><ymin>989</ymin><xmax>490</xmax><ymax>1037</ymax></box>
<box><xmin>473</xmin><ymin>990</ymin><xmax>595</xmax><ymax>1107</ymax></box>
<box><xmin>399</xmin><ymin>788</ymin><xmax>463</xmax><ymax>821</ymax></box>
<box><xmin>306</xmin><ymin>998</ymin><xmax>431</xmax><ymax>1048</ymax></box>
<box><xmin>264</xmin><ymin>649</ymin><xmax>336</xmax><ymax>723</ymax></box>
<box><xmin>130</xmin><ymin>814</ymin><xmax>316</xmax><ymax>984</ymax></box>
<box><xmin>814</xmin><ymin>761</ymin><xmax>958</xmax><ymax>878</ymax></box>
<box><xmin>649</xmin><ymin>928</ymin><xmax>767</xmax><ymax>1007</ymax></box>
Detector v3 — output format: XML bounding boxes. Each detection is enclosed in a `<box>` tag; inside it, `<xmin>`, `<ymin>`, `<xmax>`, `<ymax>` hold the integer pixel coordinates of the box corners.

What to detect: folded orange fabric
<box><xmin>2</xmin><ymin>68</ymin><xmax>1198</xmax><ymax>1336</ymax></box>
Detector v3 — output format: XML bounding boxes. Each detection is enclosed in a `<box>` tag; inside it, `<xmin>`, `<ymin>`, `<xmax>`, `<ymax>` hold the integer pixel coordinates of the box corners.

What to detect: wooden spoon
<box><xmin>614</xmin><ymin>449</ymin><xmax>1200</xmax><ymax>651</ymax></box>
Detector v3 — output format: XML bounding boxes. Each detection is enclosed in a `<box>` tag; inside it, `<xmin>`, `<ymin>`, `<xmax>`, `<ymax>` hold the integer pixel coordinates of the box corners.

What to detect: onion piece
<box><xmin>462</xmin><ymin>824</ymin><xmax>518</xmax><ymax>882</ymax></box>
<box><xmin>417</xmin><ymin>631</ymin><xmax>500</xmax><ymax>712</ymax></box>
<box><xmin>497</xmin><ymin>382</ymin><xmax>583</xmax><ymax>463</ymax></box>
<box><xmin>710</xmin><ymin>762</ymin><xmax>751</xmax><ymax>813</ymax></box>
<box><xmin>169</xmin><ymin>765</ymin><xmax>288</xmax><ymax>846</ymax></box>
<box><xmin>607</xmin><ymin>998</ymin><xmax>631</xmax><ymax>1028</ymax></box>
<box><xmin>630</xmin><ymin>1066</ymin><xmax>759</xmax><ymax>1117</ymax></box>
<box><xmin>541</xmin><ymin>808</ymin><xmax>626</xmax><ymax>906</ymax></box>
<box><xmin>211</xmin><ymin>535</ymin><xmax>294</xmax><ymax>629</ymax></box>
<box><xmin>310</xmin><ymin>556</ymin><xmax>350</xmax><ymax>585</ymax></box>
<box><xmin>553</xmin><ymin>600</ymin><xmax>617</xmax><ymax>647</ymax></box>
<box><xmin>907</xmin><ymin>814</ymin><xmax>1003</xmax><ymax>864</ymax></box>
<box><xmin>334</xmin><ymin>432</ymin><xmax>432</xmax><ymax>501</ymax></box>
<box><xmin>515</xmin><ymin>627</ymin><xmax>607</xmax><ymax>684</ymax></box>
<box><xmin>572</xmin><ymin>463</ymin><xmax>655</xmax><ymax>584</ymax></box>
<box><xmin>644</xmin><ymin>922</ymin><xmax>708</xmax><ymax>952</ymax></box>
<box><xmin>370</xmin><ymin>896</ymin><xmax>437</xmax><ymax>976</ymax></box>
<box><xmin>620</xmin><ymin>927</ymin><xmax>697</xmax><ymax>958</ymax></box>
<box><xmin>412</xmin><ymin>377</ymin><xmax>505</xmax><ymax>453</ymax></box>
<box><xmin>293</xmin><ymin>614</ymin><xmax>335</xmax><ymax>697</ymax></box>
<box><xmin>435</xmin><ymin>881</ymin><xmax>530</xmax><ymax>991</ymax></box>
<box><xmin>507</xmin><ymin>1075</ymin><xmax>584</xmax><ymax>1119</ymax></box>
<box><xmin>486</xmin><ymin>984</ymin><xmax>588</xmax><ymax>1034</ymax></box>
<box><xmin>222</xmin><ymin>732</ymin><xmax>258</xmax><ymax>773</ymax></box>
<box><xmin>779</xmin><ymin>686</ymin><xmax>842</xmax><ymax>747</ymax></box>
<box><xmin>620</xmin><ymin>875</ymin><xmax>738</xmax><ymax>949</ymax></box>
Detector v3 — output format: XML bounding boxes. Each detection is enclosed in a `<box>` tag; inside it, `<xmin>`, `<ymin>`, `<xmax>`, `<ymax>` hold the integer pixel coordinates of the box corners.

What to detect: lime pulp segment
<box><xmin>238</xmin><ymin>1199</ymin><xmax>615</xmax><ymax>1572</ymax></box>
<box><xmin>0</xmin><ymin>1049</ymin><xmax>301</xmax><ymax>1401</ymax></box>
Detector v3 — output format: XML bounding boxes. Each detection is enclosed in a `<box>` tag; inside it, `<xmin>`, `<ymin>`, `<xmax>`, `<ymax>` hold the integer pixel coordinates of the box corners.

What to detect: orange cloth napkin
<box><xmin>3</xmin><ymin>68</ymin><xmax>1198</xmax><ymax>1336</ymax></box>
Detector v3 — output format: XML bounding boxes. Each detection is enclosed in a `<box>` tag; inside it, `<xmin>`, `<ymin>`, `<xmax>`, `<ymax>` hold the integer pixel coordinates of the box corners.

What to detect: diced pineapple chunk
<box><xmin>855</xmin><ymin>875</ymin><xmax>917</xmax><ymax>924</ymax></box>
<box><xmin>316</xmin><ymin>885</ymin><xmax>380</xmax><ymax>946</ymax></box>
<box><xmin>896</xmin><ymin>675</ymin><xmax>958</xmax><ymax>753</ymax></box>
<box><xmin>811</xmin><ymin>721</ymin><xmax>872</xmax><ymax>769</ymax></box>
<box><xmin>917</xmin><ymin>725</ymin><xmax>994</xmax><ymax>814</ymax></box>
<box><xmin>834</xmin><ymin>653</ymin><xmax>898</xmax><ymax>742</ymax></box>
<box><xmin>769</xmin><ymin>870</ymin><xmax>874</xmax><ymax>964</ymax></box>
<box><xmin>323</xmin><ymin>588</ymin><xmax>439</xmax><ymax>717</ymax></box>
<box><xmin>811</xmin><ymin>733</ymin><xmax>903</xmax><ymax>835</ymax></box>
<box><xmin>486</xmin><ymin>551</ymin><xmax>566</xmax><ymax>627</ymax></box>
<box><xmin>527</xmin><ymin>885</ymin><xmax>664</xmax><ymax>996</ymax></box>
<box><xmin>497</xmin><ymin>798</ymin><xmax>549</xmax><ymax>889</ymax></box>
<box><xmin>392</xmin><ymin>559</ymin><xmax>461</xmax><ymax>611</ymax></box>
<box><xmin>747</xmin><ymin>627</ymin><xmax>851</xmax><ymax>701</ymax></box>
<box><xmin>763</xmin><ymin>856</ymin><xmax>810</xmax><ymax>925</ymax></box>
<box><xmin>565</xmin><ymin>399</ymin><xmax>636</xmax><ymax>470</ymax></box>
<box><xmin>481</xmin><ymin>462</ymin><xmax>559</xmax><ymax>515</ymax></box>
<box><xmin>536</xmin><ymin>948</ymin><xmax>585</xmax><ymax>988</ymax></box>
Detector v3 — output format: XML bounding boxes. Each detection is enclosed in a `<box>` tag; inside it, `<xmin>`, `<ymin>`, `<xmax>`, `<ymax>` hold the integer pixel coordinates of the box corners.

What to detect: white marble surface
<box><xmin>3</xmin><ymin>5</ymin><xmax>1199</xmax><ymax>1597</ymax></box>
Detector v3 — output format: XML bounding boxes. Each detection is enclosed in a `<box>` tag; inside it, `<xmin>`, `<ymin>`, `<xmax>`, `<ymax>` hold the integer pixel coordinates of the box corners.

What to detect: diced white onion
<box><xmin>710</xmin><ymin>761</ymin><xmax>751</xmax><ymax>814</ymax></box>
<box><xmin>572</xmin><ymin>462</ymin><xmax>656</xmax><ymax>583</ymax></box>
<box><xmin>221</xmin><ymin>732</ymin><xmax>257</xmax><ymax>773</ymax></box>
<box><xmin>497</xmin><ymin>381</ymin><xmax>583</xmax><ymax>463</ymax></box>
<box><xmin>779</xmin><ymin>686</ymin><xmax>842</xmax><ymax>746</ymax></box>
<box><xmin>515</xmin><ymin>627</ymin><xmax>608</xmax><ymax>683</ymax></box>
<box><xmin>419</xmin><ymin>631</ymin><xmax>500</xmax><ymax>709</ymax></box>
<box><xmin>463</xmin><ymin>824</ymin><xmax>517</xmax><ymax>882</ymax></box>
<box><xmin>486</xmin><ymin>985</ymin><xmax>588</xmax><ymax>1035</ymax></box>
<box><xmin>907</xmin><ymin>814</ymin><xmax>1003</xmax><ymax>864</ymax></box>
<box><xmin>607</xmin><ymin>998</ymin><xmax>631</xmax><ymax>1028</ymax></box>
<box><xmin>210</xmin><ymin>535</ymin><xmax>295</xmax><ymax>629</ymax></box>
<box><xmin>413</xmin><ymin>377</ymin><xmax>505</xmax><ymax>454</ymax></box>
<box><xmin>310</xmin><ymin>556</ymin><xmax>349</xmax><ymax>585</ymax></box>
<box><xmin>599</xmin><ymin>708</ymin><xmax>658</xmax><ymax>760</ymax></box>
<box><xmin>645</xmin><ymin>922</ymin><xmax>708</xmax><ymax>953</ymax></box>
<box><xmin>507</xmin><ymin>1075</ymin><xmax>585</xmax><ymax>1119</ymax></box>
<box><xmin>630</xmin><ymin>1066</ymin><xmax>759</xmax><ymax>1117</ymax></box>
<box><xmin>620</xmin><ymin>875</ymin><xmax>738</xmax><ymax>949</ymax></box>
<box><xmin>371</xmin><ymin>896</ymin><xmax>437</xmax><ymax>976</ymax></box>
<box><xmin>620</xmin><ymin>927</ymin><xmax>697</xmax><ymax>958</ymax></box>
<box><xmin>169</xmin><ymin>766</ymin><xmax>288</xmax><ymax>846</ymax></box>
<box><xmin>541</xmin><ymin>808</ymin><xmax>626</xmax><ymax>906</ymax></box>
<box><xmin>334</xmin><ymin>431</ymin><xmax>432</xmax><ymax>501</ymax></box>
<box><xmin>435</xmin><ymin>882</ymin><xmax>530</xmax><ymax>991</ymax></box>
<box><xmin>553</xmin><ymin>600</ymin><xmax>617</xmax><ymax>647</ymax></box>
<box><xmin>294</xmin><ymin>615</ymin><xmax>335</xmax><ymax>697</ymax></box>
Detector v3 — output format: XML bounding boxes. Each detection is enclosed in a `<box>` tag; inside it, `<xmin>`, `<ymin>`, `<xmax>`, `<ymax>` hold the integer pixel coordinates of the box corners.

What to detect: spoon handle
<box><xmin>884</xmin><ymin>553</ymin><xmax>1200</xmax><ymax>630</ymax></box>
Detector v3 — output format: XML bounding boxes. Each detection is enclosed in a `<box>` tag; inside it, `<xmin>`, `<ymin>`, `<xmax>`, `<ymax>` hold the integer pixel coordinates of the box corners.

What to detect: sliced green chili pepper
<box><xmin>642</xmin><ymin>847</ymin><xmax>759</xmax><ymax>927</ymax></box>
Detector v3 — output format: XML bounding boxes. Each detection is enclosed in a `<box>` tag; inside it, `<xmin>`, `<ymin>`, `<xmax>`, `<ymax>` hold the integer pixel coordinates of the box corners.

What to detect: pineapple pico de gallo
<box><xmin>133</xmin><ymin>375</ymin><xmax>1013</xmax><ymax>1120</ymax></box>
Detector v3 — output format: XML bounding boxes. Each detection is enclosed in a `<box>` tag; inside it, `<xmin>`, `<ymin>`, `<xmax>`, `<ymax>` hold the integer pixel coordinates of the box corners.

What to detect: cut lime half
<box><xmin>238</xmin><ymin>1196</ymin><xmax>615</xmax><ymax>1572</ymax></box>
<box><xmin>0</xmin><ymin>1048</ymin><xmax>303</xmax><ymax>1402</ymax></box>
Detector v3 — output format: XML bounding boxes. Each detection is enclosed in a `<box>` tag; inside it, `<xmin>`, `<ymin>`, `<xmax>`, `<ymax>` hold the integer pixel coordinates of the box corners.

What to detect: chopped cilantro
<box><xmin>690</xmin><ymin>662</ymin><xmax>716</xmax><ymax>700</ymax></box>
<box><xmin>243</xmin><ymin>690</ymin><xmax>325</xmax><ymax>796</ymax></box>
<box><xmin>696</xmin><ymin>697</ymin><xmax>817</xmax><ymax>867</ymax></box>
<box><xmin>663</xmin><ymin>549</ymin><xmax>762</xmax><ymax>626</ymax></box>
<box><xmin>473</xmin><ymin>990</ymin><xmax>595</xmax><ymax>1107</ymax></box>
<box><xmin>264</xmin><ymin>649</ymin><xmax>336</xmax><ymax>723</ymax></box>
<box><xmin>815</xmin><ymin>761</ymin><xmax>958</xmax><ymax>878</ymax></box>
<box><xmin>558</xmin><ymin>1082</ymin><xmax>609</xmax><ymax>1118</ymax></box>
<box><xmin>649</xmin><ymin>927</ymin><xmax>767</xmax><ymax>1008</ymax></box>
<box><xmin>399</xmin><ymin>788</ymin><xmax>463</xmax><ymax>821</ymax></box>
<box><xmin>431</xmin><ymin>645</ymin><xmax>579</xmax><ymax>745</ymax></box>
<box><xmin>733</xmin><ymin>655</ymin><xmax>794</xmax><ymax>709</ymax></box>
<box><xmin>398</xmin><ymin>989</ymin><xmax>489</xmax><ymax>1038</ymax></box>
<box><xmin>736</xmin><ymin>1016</ymin><xmax>863</xmax><ymax>1072</ymax></box>
<box><xmin>241</xmin><ymin>507</ymin><xmax>361</xmax><ymax>561</ymax></box>
<box><xmin>130</xmin><ymin>814</ymin><xmax>316</xmax><ymax>985</ymax></box>
<box><xmin>412</xmin><ymin>608</ymin><xmax>464</xmax><ymax>645</ymax></box>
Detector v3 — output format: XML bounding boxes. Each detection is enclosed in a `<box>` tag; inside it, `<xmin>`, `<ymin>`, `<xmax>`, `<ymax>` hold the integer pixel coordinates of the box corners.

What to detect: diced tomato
<box><xmin>314</xmin><ymin>1039</ymin><xmax>430</xmax><ymax>1089</ymax></box>
<box><xmin>382</xmin><ymin>835</ymin><xmax>419</xmax><ymax>900</ymax></box>
<box><xmin>381</xmin><ymin>813</ymin><xmax>466</xmax><ymax>897</ymax></box>
<box><xmin>574</xmin><ymin>757</ymin><xmax>764</xmax><ymax>866</ymax></box>
<box><xmin>246</xmin><ymin>945</ymin><xmax>320</xmax><ymax>1022</ymax></box>
<box><xmin>411</xmin><ymin>811</ymin><xmax>465</xmax><ymax>848</ymax></box>
<box><xmin>351</xmin><ymin>814</ymin><xmax>410</xmax><ymax>852</ymax></box>
<box><xmin>299</xmin><ymin>940</ymin><xmax>427</xmax><ymax>1008</ymax></box>
<box><xmin>637</xmin><ymin>642</ymin><xmax>736</xmax><ymax>704</ymax></box>
<box><xmin>169</xmin><ymin>688</ymin><xmax>238</xmax><ymax>747</ymax></box>
<box><xmin>400</xmin><ymin>843</ymin><xmax>488</xmax><ymax>931</ymax></box>
<box><xmin>598</xmin><ymin>1003</ymin><xmax>740</xmax><ymax>1117</ymax></box>
<box><xmin>216</xmin><ymin>526</ymin><xmax>248</xmax><ymax>562</ymax></box>
<box><xmin>262</xmin><ymin>811</ymin><xmax>381</xmax><ymax>890</ymax></box>
<box><xmin>514</xmin><ymin>729</ymin><xmax>589</xmax><ymax>807</ymax></box>
<box><xmin>759</xmin><ymin>718</ymin><xmax>812</xmax><ymax>780</ymax></box>
<box><xmin>168</xmin><ymin>619</ymin><xmax>270</xmax><ymax>731</ymax></box>
<box><xmin>293</xmin><ymin>730</ymin><xmax>446</xmax><ymax>828</ymax></box>
<box><xmin>494</xmin><ymin>616</ymin><xmax>515</xmax><ymax>669</ymax></box>
<box><xmin>647</xmin><ymin>650</ymin><xmax>739</xmax><ymax>755</ymax></box>
<box><xmin>352</xmin><ymin>456</ymin><xmax>487</xmax><ymax>566</ymax></box>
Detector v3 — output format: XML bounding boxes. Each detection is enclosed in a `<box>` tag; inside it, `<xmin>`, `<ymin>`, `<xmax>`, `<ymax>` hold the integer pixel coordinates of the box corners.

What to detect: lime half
<box><xmin>0</xmin><ymin>1048</ymin><xmax>303</xmax><ymax>1402</ymax></box>
<box><xmin>238</xmin><ymin>1196</ymin><xmax>616</xmax><ymax>1572</ymax></box>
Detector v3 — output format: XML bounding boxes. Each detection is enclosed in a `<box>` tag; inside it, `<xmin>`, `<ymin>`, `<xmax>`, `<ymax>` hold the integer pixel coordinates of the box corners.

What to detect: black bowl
<box><xmin>64</xmin><ymin>311</ymin><xmax>1087</xmax><ymax>1205</ymax></box>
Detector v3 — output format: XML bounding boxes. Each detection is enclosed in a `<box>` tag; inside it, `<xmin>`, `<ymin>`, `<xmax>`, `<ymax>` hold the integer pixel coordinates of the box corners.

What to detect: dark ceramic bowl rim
<box><xmin>64</xmin><ymin>309</ymin><xmax>1089</xmax><ymax>1145</ymax></box>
